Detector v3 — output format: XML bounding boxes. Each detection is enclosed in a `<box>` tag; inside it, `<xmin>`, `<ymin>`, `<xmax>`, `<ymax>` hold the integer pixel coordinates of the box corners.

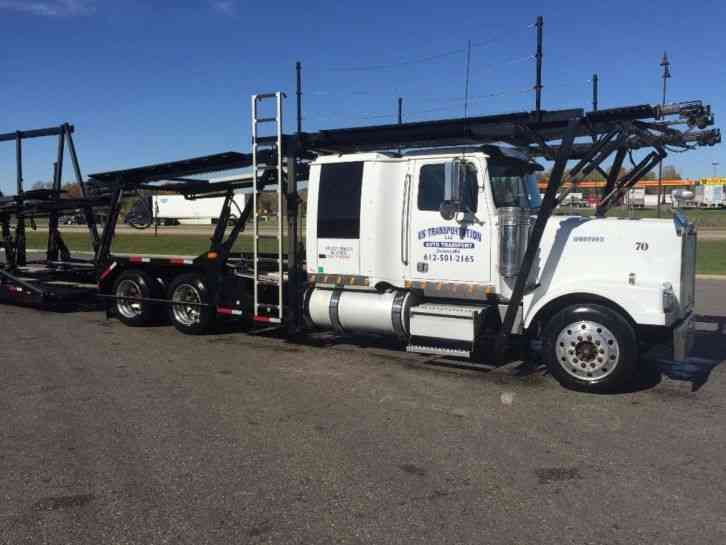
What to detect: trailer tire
<box><xmin>542</xmin><ymin>304</ymin><xmax>637</xmax><ymax>392</ymax></box>
<box><xmin>167</xmin><ymin>273</ymin><xmax>215</xmax><ymax>335</ymax></box>
<box><xmin>113</xmin><ymin>269</ymin><xmax>161</xmax><ymax>327</ymax></box>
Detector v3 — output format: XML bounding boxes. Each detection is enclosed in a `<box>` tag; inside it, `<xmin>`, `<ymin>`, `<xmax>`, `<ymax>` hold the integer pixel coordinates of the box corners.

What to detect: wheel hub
<box><xmin>116</xmin><ymin>279</ymin><xmax>144</xmax><ymax>319</ymax></box>
<box><xmin>172</xmin><ymin>283</ymin><xmax>202</xmax><ymax>327</ymax></box>
<box><xmin>555</xmin><ymin>320</ymin><xmax>620</xmax><ymax>382</ymax></box>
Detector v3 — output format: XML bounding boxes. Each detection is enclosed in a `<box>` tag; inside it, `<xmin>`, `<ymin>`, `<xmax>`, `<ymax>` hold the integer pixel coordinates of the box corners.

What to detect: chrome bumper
<box><xmin>651</xmin><ymin>313</ymin><xmax>719</xmax><ymax>390</ymax></box>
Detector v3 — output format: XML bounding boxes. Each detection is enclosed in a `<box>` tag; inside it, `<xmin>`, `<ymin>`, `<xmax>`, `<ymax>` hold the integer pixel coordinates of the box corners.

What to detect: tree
<box><xmin>31</xmin><ymin>180</ymin><xmax>53</xmax><ymax>190</ymax></box>
<box><xmin>61</xmin><ymin>182</ymin><xmax>83</xmax><ymax>199</ymax></box>
<box><xmin>662</xmin><ymin>165</ymin><xmax>681</xmax><ymax>180</ymax></box>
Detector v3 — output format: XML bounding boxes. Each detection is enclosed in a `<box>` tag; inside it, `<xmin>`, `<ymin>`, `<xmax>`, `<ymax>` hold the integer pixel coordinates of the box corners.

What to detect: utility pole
<box><xmin>535</xmin><ymin>15</ymin><xmax>543</xmax><ymax>116</ymax></box>
<box><xmin>657</xmin><ymin>52</ymin><xmax>671</xmax><ymax>218</ymax></box>
<box><xmin>592</xmin><ymin>73</ymin><xmax>598</xmax><ymax>112</ymax></box>
<box><xmin>295</xmin><ymin>61</ymin><xmax>303</xmax><ymax>135</ymax></box>
<box><xmin>398</xmin><ymin>97</ymin><xmax>403</xmax><ymax>125</ymax></box>
<box><xmin>713</xmin><ymin>161</ymin><xmax>720</xmax><ymax>179</ymax></box>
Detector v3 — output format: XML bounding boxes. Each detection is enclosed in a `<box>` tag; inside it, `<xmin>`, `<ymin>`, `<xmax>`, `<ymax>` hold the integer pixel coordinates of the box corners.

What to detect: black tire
<box><xmin>167</xmin><ymin>273</ymin><xmax>216</xmax><ymax>335</ymax></box>
<box><xmin>112</xmin><ymin>269</ymin><xmax>162</xmax><ymax>327</ymax></box>
<box><xmin>542</xmin><ymin>304</ymin><xmax>637</xmax><ymax>392</ymax></box>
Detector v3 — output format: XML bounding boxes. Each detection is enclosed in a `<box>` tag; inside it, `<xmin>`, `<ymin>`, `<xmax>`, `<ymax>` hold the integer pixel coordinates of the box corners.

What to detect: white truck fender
<box><xmin>523</xmin><ymin>280</ymin><xmax>666</xmax><ymax>330</ymax></box>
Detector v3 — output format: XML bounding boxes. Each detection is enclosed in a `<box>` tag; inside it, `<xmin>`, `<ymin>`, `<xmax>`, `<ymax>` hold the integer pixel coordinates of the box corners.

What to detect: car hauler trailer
<box><xmin>73</xmin><ymin>92</ymin><xmax>720</xmax><ymax>391</ymax></box>
<box><xmin>0</xmin><ymin>124</ymin><xmax>109</xmax><ymax>307</ymax></box>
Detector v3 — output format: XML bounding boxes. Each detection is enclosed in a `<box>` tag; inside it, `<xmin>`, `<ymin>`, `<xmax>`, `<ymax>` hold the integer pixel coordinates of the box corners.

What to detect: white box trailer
<box><xmin>693</xmin><ymin>184</ymin><xmax>723</xmax><ymax>208</ymax></box>
<box><xmin>627</xmin><ymin>188</ymin><xmax>646</xmax><ymax>208</ymax></box>
<box><xmin>153</xmin><ymin>176</ymin><xmax>247</xmax><ymax>224</ymax></box>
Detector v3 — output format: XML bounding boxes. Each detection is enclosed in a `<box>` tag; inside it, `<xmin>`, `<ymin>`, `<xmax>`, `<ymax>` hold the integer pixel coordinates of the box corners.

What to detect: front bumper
<box><xmin>653</xmin><ymin>312</ymin><xmax>719</xmax><ymax>390</ymax></box>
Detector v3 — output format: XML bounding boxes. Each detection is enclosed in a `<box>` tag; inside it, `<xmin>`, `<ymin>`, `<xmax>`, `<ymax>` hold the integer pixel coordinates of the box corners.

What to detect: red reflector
<box><xmin>253</xmin><ymin>315</ymin><xmax>271</xmax><ymax>323</ymax></box>
<box><xmin>170</xmin><ymin>258</ymin><xmax>185</xmax><ymax>265</ymax></box>
<box><xmin>217</xmin><ymin>308</ymin><xmax>233</xmax><ymax>316</ymax></box>
<box><xmin>129</xmin><ymin>256</ymin><xmax>142</xmax><ymax>263</ymax></box>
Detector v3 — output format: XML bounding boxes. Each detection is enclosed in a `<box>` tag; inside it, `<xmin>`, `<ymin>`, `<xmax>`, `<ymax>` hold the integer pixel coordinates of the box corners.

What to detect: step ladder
<box><xmin>251</xmin><ymin>92</ymin><xmax>284</xmax><ymax>324</ymax></box>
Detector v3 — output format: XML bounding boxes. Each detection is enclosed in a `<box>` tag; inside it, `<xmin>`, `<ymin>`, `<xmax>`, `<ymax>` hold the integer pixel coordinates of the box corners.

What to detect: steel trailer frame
<box><xmin>0</xmin><ymin>124</ymin><xmax>111</xmax><ymax>307</ymax></box>
<box><xmin>1</xmin><ymin>97</ymin><xmax>719</xmax><ymax>364</ymax></box>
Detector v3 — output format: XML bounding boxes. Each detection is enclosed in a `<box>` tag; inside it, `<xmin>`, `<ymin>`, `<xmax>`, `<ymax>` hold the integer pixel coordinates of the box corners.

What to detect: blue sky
<box><xmin>1</xmin><ymin>0</ymin><xmax>724</xmax><ymax>193</ymax></box>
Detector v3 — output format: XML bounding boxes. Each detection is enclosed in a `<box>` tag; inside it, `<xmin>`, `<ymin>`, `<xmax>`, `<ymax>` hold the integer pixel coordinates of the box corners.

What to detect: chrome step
<box><xmin>406</xmin><ymin>344</ymin><xmax>471</xmax><ymax>358</ymax></box>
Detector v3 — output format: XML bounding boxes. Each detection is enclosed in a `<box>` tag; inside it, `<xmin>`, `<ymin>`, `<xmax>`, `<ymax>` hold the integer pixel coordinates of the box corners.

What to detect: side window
<box><xmin>417</xmin><ymin>164</ymin><xmax>445</xmax><ymax>211</ymax></box>
<box><xmin>417</xmin><ymin>162</ymin><xmax>479</xmax><ymax>213</ymax></box>
<box><xmin>317</xmin><ymin>162</ymin><xmax>364</xmax><ymax>239</ymax></box>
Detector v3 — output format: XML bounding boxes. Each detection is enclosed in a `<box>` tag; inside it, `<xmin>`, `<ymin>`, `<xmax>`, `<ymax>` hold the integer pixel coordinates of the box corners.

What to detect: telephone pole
<box><xmin>657</xmin><ymin>52</ymin><xmax>671</xmax><ymax>218</ymax></box>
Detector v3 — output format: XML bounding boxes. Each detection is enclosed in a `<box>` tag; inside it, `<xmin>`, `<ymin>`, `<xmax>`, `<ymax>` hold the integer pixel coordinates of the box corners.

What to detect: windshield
<box><xmin>489</xmin><ymin>161</ymin><xmax>541</xmax><ymax>209</ymax></box>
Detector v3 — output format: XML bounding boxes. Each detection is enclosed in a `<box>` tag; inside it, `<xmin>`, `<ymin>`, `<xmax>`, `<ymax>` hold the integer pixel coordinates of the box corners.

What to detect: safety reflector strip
<box><xmin>99</xmin><ymin>261</ymin><xmax>118</xmax><ymax>282</ymax></box>
<box><xmin>253</xmin><ymin>315</ymin><xmax>281</xmax><ymax>324</ymax></box>
<box><xmin>128</xmin><ymin>256</ymin><xmax>151</xmax><ymax>263</ymax></box>
<box><xmin>6</xmin><ymin>286</ymin><xmax>23</xmax><ymax>293</ymax></box>
<box><xmin>169</xmin><ymin>258</ymin><xmax>194</xmax><ymax>265</ymax></box>
<box><xmin>217</xmin><ymin>307</ymin><xmax>243</xmax><ymax>316</ymax></box>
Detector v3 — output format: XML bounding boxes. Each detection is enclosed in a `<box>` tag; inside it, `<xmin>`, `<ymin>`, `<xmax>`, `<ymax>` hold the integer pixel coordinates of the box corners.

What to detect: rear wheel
<box><xmin>113</xmin><ymin>269</ymin><xmax>161</xmax><ymax>327</ymax></box>
<box><xmin>167</xmin><ymin>273</ymin><xmax>216</xmax><ymax>335</ymax></box>
<box><xmin>542</xmin><ymin>304</ymin><xmax>637</xmax><ymax>392</ymax></box>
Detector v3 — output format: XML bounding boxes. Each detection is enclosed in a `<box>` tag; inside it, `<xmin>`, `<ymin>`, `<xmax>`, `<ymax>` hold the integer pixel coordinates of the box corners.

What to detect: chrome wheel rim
<box><xmin>555</xmin><ymin>320</ymin><xmax>620</xmax><ymax>382</ymax></box>
<box><xmin>171</xmin><ymin>283</ymin><xmax>201</xmax><ymax>327</ymax></box>
<box><xmin>116</xmin><ymin>279</ymin><xmax>144</xmax><ymax>319</ymax></box>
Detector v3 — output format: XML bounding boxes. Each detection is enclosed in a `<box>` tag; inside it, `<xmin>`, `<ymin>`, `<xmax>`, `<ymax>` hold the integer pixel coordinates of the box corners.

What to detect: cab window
<box><xmin>417</xmin><ymin>162</ymin><xmax>478</xmax><ymax>213</ymax></box>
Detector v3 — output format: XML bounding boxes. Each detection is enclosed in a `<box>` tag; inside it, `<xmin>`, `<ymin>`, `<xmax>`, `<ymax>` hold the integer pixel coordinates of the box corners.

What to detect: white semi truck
<box><xmin>303</xmin><ymin>146</ymin><xmax>697</xmax><ymax>391</ymax></box>
<box><xmin>7</xmin><ymin>94</ymin><xmax>711</xmax><ymax>392</ymax></box>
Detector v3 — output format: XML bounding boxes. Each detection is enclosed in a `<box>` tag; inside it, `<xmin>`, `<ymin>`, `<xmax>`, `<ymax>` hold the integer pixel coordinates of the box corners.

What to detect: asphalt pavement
<box><xmin>0</xmin><ymin>281</ymin><xmax>725</xmax><ymax>544</ymax></box>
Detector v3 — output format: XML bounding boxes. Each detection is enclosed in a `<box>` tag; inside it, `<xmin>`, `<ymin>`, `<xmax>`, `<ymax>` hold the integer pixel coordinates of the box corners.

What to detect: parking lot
<box><xmin>1</xmin><ymin>280</ymin><xmax>724</xmax><ymax>545</ymax></box>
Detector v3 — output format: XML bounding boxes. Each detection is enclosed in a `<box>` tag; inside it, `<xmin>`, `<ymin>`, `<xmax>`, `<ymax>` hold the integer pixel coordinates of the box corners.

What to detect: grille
<box><xmin>680</xmin><ymin>224</ymin><xmax>697</xmax><ymax>314</ymax></box>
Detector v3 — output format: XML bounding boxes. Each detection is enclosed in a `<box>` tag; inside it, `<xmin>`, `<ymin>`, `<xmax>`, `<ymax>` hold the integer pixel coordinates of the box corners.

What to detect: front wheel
<box><xmin>167</xmin><ymin>273</ymin><xmax>216</xmax><ymax>335</ymax></box>
<box><xmin>542</xmin><ymin>304</ymin><xmax>637</xmax><ymax>392</ymax></box>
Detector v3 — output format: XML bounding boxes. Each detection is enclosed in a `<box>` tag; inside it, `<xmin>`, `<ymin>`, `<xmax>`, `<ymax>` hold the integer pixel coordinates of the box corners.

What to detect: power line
<box><xmin>307</xmin><ymin>24</ymin><xmax>533</xmax><ymax>73</ymax></box>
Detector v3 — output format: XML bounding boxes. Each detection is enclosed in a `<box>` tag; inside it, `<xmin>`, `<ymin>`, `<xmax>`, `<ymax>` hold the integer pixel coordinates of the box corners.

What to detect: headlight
<box><xmin>662</xmin><ymin>282</ymin><xmax>676</xmax><ymax>313</ymax></box>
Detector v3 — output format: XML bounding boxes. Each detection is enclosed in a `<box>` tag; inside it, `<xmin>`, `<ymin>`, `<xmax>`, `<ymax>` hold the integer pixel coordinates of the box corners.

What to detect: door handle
<box><xmin>401</xmin><ymin>174</ymin><xmax>411</xmax><ymax>265</ymax></box>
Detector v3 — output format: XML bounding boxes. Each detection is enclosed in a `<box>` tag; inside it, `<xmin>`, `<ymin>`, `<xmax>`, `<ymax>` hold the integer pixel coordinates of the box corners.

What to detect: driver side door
<box><xmin>407</xmin><ymin>158</ymin><xmax>491</xmax><ymax>285</ymax></box>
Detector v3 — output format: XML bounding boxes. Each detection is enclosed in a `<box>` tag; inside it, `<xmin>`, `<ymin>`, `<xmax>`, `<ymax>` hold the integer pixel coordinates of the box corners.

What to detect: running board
<box><xmin>406</xmin><ymin>344</ymin><xmax>471</xmax><ymax>358</ymax></box>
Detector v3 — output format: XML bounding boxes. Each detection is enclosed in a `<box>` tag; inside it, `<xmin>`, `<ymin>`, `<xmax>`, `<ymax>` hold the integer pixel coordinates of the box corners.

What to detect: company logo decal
<box><xmin>417</xmin><ymin>225</ymin><xmax>481</xmax><ymax>265</ymax></box>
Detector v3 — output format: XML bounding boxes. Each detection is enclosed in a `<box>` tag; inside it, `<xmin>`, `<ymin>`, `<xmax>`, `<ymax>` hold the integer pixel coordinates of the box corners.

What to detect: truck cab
<box><xmin>305</xmin><ymin>145</ymin><xmax>697</xmax><ymax>391</ymax></box>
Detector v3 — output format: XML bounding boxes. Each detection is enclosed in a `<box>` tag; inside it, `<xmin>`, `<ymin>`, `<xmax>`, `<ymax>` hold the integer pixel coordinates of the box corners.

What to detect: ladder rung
<box><xmin>255</xmin><ymin>93</ymin><xmax>278</xmax><ymax>100</ymax></box>
<box><xmin>254</xmin><ymin>136</ymin><xmax>279</xmax><ymax>145</ymax></box>
<box><xmin>255</xmin><ymin>117</ymin><xmax>278</xmax><ymax>124</ymax></box>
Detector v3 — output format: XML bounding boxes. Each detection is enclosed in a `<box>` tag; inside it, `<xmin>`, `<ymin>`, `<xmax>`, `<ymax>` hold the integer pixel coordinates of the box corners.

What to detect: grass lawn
<box><xmin>556</xmin><ymin>206</ymin><xmax>726</xmax><ymax>229</ymax></box>
<box><xmin>24</xmin><ymin>230</ymin><xmax>726</xmax><ymax>276</ymax></box>
<box><xmin>697</xmin><ymin>240</ymin><xmax>726</xmax><ymax>275</ymax></box>
<box><xmin>24</xmin><ymin>231</ymin><xmax>272</xmax><ymax>256</ymax></box>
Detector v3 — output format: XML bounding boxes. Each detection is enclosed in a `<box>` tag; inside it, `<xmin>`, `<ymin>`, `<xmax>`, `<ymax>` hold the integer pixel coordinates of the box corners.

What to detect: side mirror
<box><xmin>440</xmin><ymin>160</ymin><xmax>467</xmax><ymax>220</ymax></box>
<box><xmin>444</xmin><ymin>161</ymin><xmax>464</xmax><ymax>203</ymax></box>
<box><xmin>439</xmin><ymin>200</ymin><xmax>458</xmax><ymax>221</ymax></box>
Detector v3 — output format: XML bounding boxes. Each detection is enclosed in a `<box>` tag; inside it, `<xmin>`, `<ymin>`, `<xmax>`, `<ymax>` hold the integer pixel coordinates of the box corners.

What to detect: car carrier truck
<box><xmin>0</xmin><ymin>94</ymin><xmax>720</xmax><ymax>391</ymax></box>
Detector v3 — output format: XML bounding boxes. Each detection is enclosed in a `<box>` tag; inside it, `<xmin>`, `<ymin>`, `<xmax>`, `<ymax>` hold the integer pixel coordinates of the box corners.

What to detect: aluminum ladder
<box><xmin>251</xmin><ymin>92</ymin><xmax>284</xmax><ymax>324</ymax></box>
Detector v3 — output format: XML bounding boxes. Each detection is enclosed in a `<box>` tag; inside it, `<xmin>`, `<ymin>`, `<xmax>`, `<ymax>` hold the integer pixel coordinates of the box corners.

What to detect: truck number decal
<box><xmin>635</xmin><ymin>242</ymin><xmax>649</xmax><ymax>251</ymax></box>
